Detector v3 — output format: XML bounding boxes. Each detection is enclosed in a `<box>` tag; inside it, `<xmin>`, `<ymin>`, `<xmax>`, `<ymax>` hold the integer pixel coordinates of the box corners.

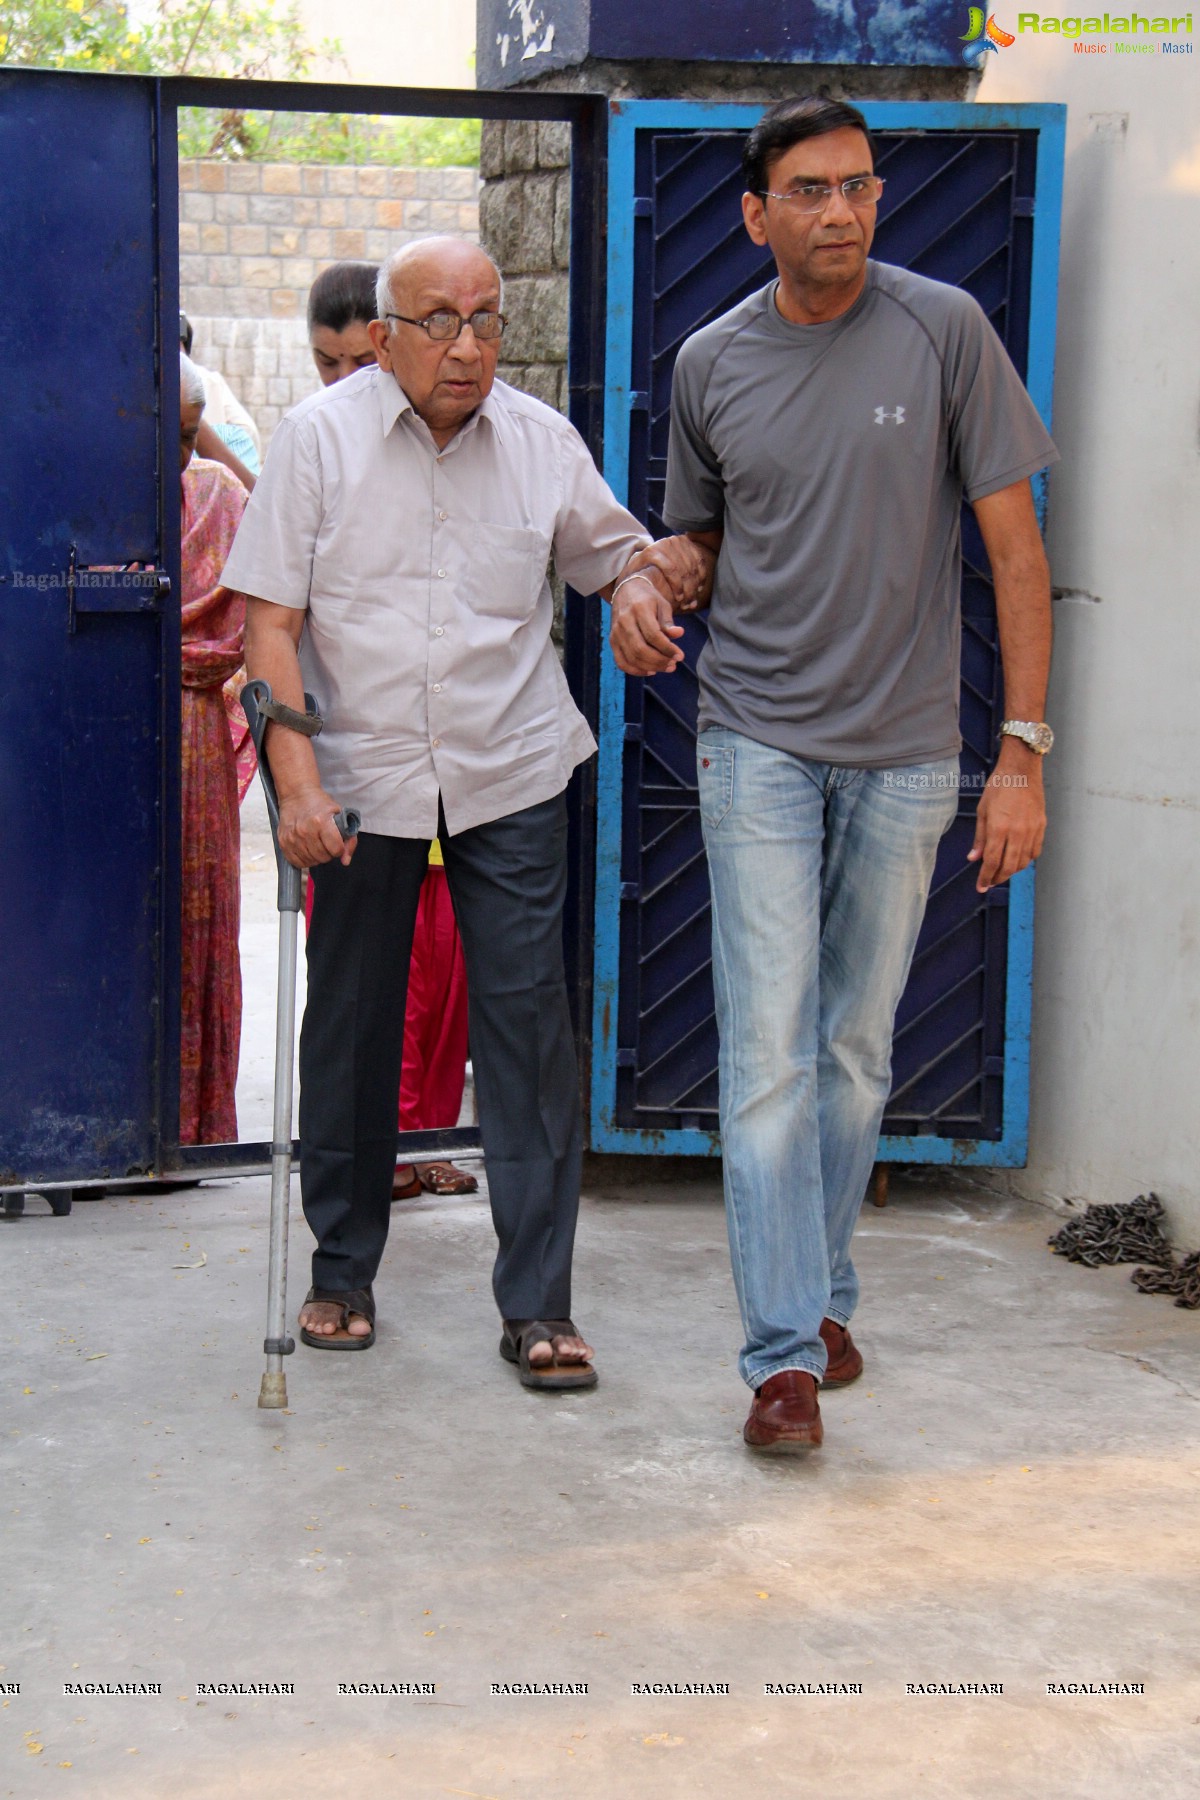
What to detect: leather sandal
<box><xmin>392</xmin><ymin>1165</ymin><xmax>422</xmax><ymax>1200</ymax></box>
<box><xmin>499</xmin><ymin>1318</ymin><xmax>598</xmax><ymax>1391</ymax></box>
<box><xmin>299</xmin><ymin>1285</ymin><xmax>376</xmax><ymax>1351</ymax></box>
<box><xmin>417</xmin><ymin>1161</ymin><xmax>479</xmax><ymax>1196</ymax></box>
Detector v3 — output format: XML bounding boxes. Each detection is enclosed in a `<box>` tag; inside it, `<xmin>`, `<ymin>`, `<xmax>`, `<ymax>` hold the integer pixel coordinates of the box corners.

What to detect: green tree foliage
<box><xmin>189</xmin><ymin>110</ymin><xmax>482</xmax><ymax>168</ymax></box>
<box><xmin>0</xmin><ymin>0</ymin><xmax>319</xmax><ymax>77</ymax></box>
<box><xmin>0</xmin><ymin>0</ymin><xmax>481</xmax><ymax>165</ymax></box>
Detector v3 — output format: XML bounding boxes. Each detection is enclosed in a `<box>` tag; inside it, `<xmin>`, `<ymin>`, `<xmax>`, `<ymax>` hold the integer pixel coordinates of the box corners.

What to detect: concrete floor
<box><xmin>5</xmin><ymin>798</ymin><xmax>1197</xmax><ymax>1795</ymax></box>
<box><xmin>4</xmin><ymin>1165</ymin><xmax>1198</xmax><ymax>1799</ymax></box>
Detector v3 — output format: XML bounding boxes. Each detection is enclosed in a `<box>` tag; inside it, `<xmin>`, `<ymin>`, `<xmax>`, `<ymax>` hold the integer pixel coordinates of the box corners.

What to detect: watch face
<box><xmin>1003</xmin><ymin>721</ymin><xmax>1054</xmax><ymax>754</ymax></box>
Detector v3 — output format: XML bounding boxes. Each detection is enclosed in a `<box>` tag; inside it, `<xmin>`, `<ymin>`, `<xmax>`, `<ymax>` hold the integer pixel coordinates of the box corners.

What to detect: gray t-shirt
<box><xmin>663</xmin><ymin>261</ymin><xmax>1058</xmax><ymax>767</ymax></box>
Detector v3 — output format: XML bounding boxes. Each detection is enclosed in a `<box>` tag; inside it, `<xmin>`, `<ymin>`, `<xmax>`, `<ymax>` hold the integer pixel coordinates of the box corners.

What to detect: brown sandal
<box><xmin>499</xmin><ymin>1319</ymin><xmax>598</xmax><ymax>1390</ymax></box>
<box><xmin>392</xmin><ymin>1164</ymin><xmax>422</xmax><ymax>1200</ymax></box>
<box><xmin>298</xmin><ymin>1285</ymin><xmax>376</xmax><ymax>1351</ymax></box>
<box><xmin>417</xmin><ymin>1161</ymin><xmax>478</xmax><ymax>1195</ymax></box>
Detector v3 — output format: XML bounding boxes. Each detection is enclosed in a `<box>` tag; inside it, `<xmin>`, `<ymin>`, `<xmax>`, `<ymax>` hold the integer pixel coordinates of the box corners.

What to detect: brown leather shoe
<box><xmin>820</xmin><ymin>1317</ymin><xmax>864</xmax><ymax>1387</ymax></box>
<box><xmin>743</xmin><ymin>1370</ymin><xmax>823</xmax><ymax>1454</ymax></box>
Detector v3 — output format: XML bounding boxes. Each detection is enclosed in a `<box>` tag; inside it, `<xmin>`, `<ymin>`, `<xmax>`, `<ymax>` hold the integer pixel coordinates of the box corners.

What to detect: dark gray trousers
<box><xmin>298</xmin><ymin>791</ymin><xmax>582</xmax><ymax>1322</ymax></box>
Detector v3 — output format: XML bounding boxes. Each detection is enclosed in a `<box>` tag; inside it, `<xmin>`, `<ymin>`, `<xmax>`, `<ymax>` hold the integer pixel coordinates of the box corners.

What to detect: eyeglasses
<box><xmin>384</xmin><ymin>309</ymin><xmax>507</xmax><ymax>343</ymax></box>
<box><xmin>759</xmin><ymin>176</ymin><xmax>885</xmax><ymax>213</ymax></box>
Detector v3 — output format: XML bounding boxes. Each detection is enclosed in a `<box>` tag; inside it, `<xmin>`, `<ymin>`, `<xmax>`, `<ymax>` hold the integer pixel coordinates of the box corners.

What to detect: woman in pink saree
<box><xmin>179</xmin><ymin>355</ymin><xmax>251</xmax><ymax>1142</ymax></box>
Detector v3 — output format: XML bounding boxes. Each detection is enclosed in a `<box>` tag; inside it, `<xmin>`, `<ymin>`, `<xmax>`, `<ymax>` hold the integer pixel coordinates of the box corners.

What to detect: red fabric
<box><xmin>179</xmin><ymin>459</ymin><xmax>248</xmax><ymax>1145</ymax></box>
<box><xmin>398</xmin><ymin>867</ymin><xmax>469</xmax><ymax>1130</ymax></box>
<box><xmin>303</xmin><ymin>863</ymin><xmax>469</xmax><ymax>1131</ymax></box>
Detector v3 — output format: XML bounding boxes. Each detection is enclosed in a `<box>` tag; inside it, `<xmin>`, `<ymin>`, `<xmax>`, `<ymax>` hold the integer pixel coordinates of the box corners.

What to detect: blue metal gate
<box><xmin>0</xmin><ymin>71</ymin><xmax>179</xmax><ymax>1187</ymax></box>
<box><xmin>591</xmin><ymin>100</ymin><xmax>1064</xmax><ymax>1161</ymax></box>
<box><xmin>0</xmin><ymin>69</ymin><xmax>610</xmax><ymax>1196</ymax></box>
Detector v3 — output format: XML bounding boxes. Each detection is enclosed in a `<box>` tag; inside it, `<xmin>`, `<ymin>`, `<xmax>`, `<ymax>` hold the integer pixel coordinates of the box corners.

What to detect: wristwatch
<box><xmin>1000</xmin><ymin>720</ymin><xmax>1054</xmax><ymax>756</ymax></box>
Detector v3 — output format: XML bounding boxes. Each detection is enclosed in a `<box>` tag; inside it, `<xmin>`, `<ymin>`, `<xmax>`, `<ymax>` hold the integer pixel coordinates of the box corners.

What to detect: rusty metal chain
<box><xmin>1131</xmin><ymin>1250</ymin><xmax>1200</xmax><ymax>1310</ymax></box>
<box><xmin>1048</xmin><ymin>1193</ymin><xmax>1173</xmax><ymax>1268</ymax></box>
<box><xmin>1049</xmin><ymin>1193</ymin><xmax>1199</xmax><ymax>1310</ymax></box>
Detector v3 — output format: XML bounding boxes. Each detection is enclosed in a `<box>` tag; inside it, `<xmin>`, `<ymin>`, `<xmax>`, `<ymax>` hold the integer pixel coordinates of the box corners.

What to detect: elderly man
<box><xmin>223</xmin><ymin>238</ymin><xmax>699</xmax><ymax>1387</ymax></box>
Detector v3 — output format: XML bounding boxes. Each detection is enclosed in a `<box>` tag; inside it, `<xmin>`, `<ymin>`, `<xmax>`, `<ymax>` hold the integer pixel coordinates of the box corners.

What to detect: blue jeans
<box><xmin>698</xmin><ymin>727</ymin><xmax>959</xmax><ymax>1389</ymax></box>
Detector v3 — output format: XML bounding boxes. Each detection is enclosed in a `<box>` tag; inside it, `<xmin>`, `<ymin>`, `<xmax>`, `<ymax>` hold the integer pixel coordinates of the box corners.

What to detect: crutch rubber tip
<box><xmin>257</xmin><ymin>1373</ymin><xmax>288</xmax><ymax>1409</ymax></box>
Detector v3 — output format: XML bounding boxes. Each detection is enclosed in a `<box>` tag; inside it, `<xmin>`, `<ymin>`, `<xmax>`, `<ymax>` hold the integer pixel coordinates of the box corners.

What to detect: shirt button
<box><xmin>432</xmin><ymin>683</ymin><xmax>442</xmax><ymax>694</ymax></box>
<box><xmin>434</xmin><ymin>627</ymin><xmax>444</xmax><ymax>637</ymax></box>
<box><xmin>438</xmin><ymin>510</ymin><xmax>448</xmax><ymax>521</ymax></box>
<box><xmin>432</xmin><ymin>738</ymin><xmax>441</xmax><ymax>748</ymax></box>
<box><xmin>436</xmin><ymin>569</ymin><xmax>446</xmax><ymax>579</ymax></box>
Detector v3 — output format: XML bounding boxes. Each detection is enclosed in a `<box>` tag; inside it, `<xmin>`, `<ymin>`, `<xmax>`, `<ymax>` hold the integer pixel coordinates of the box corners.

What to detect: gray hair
<box><xmin>179</xmin><ymin>351</ymin><xmax>206</xmax><ymax>408</ymax></box>
<box><xmin>376</xmin><ymin>255</ymin><xmax>400</xmax><ymax>329</ymax></box>
<box><xmin>375</xmin><ymin>241</ymin><xmax>503</xmax><ymax>334</ymax></box>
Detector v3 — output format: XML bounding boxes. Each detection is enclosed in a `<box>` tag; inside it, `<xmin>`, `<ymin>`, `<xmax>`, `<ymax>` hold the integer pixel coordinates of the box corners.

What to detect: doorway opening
<box><xmin>166</xmin><ymin>77</ymin><xmax>606</xmax><ymax>1183</ymax></box>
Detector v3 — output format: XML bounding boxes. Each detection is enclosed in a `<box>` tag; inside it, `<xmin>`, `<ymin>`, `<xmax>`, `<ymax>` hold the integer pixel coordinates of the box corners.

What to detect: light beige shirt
<box><xmin>221</xmin><ymin>367</ymin><xmax>649</xmax><ymax>836</ymax></box>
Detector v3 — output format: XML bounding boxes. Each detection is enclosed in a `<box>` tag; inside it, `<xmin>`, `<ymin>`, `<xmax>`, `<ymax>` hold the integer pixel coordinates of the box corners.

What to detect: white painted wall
<box><xmin>298</xmin><ymin>0</ymin><xmax>475</xmax><ymax>88</ymax></box>
<box><xmin>975</xmin><ymin>42</ymin><xmax>1200</xmax><ymax>1247</ymax></box>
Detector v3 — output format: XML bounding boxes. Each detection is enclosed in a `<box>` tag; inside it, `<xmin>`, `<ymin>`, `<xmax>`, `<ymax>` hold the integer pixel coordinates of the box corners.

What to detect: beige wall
<box><xmin>974</xmin><ymin>43</ymin><xmax>1200</xmax><ymax>1248</ymax></box>
<box><xmin>298</xmin><ymin>0</ymin><xmax>475</xmax><ymax>88</ymax></box>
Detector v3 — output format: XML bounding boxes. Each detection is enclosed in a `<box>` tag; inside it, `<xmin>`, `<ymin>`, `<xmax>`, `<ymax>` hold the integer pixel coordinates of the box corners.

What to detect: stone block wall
<box><xmin>179</xmin><ymin>160</ymin><xmax>480</xmax><ymax>446</ymax></box>
<box><xmin>478</xmin><ymin>120</ymin><xmax>571</xmax><ymax>413</ymax></box>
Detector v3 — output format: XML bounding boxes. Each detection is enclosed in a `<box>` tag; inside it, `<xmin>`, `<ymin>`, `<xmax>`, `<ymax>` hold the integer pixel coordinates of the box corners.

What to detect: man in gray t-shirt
<box><xmin>609</xmin><ymin>97</ymin><xmax>1058</xmax><ymax>1457</ymax></box>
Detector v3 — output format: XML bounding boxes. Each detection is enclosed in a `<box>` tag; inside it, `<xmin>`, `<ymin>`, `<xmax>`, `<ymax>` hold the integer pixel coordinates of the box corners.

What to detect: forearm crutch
<box><xmin>242</xmin><ymin>678</ymin><xmax>359</xmax><ymax>1410</ymax></box>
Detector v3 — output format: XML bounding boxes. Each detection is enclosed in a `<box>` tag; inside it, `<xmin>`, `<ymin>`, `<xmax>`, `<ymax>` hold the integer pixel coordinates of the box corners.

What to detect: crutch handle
<box><xmin>242</xmin><ymin>680</ymin><xmax>359</xmax><ymax>911</ymax></box>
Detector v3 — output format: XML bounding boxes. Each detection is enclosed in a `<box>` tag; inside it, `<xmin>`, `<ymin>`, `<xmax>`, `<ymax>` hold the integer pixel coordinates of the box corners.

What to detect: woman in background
<box><xmin>180</xmin><ymin>310</ymin><xmax>261</xmax><ymax>489</ymax></box>
<box><xmin>304</xmin><ymin>264</ymin><xmax>477</xmax><ymax>1199</ymax></box>
<box><xmin>179</xmin><ymin>352</ymin><xmax>250</xmax><ymax>1142</ymax></box>
<box><xmin>307</xmin><ymin>261</ymin><xmax>380</xmax><ymax>385</ymax></box>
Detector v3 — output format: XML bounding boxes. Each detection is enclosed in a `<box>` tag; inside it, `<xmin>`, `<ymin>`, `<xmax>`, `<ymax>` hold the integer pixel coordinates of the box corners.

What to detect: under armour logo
<box><xmin>874</xmin><ymin>405</ymin><xmax>906</xmax><ymax>425</ymax></box>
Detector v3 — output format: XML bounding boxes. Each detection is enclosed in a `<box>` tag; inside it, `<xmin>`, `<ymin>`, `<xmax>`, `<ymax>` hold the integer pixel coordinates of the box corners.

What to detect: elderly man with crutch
<box><xmin>224</xmin><ymin>237</ymin><xmax>705</xmax><ymax>1393</ymax></box>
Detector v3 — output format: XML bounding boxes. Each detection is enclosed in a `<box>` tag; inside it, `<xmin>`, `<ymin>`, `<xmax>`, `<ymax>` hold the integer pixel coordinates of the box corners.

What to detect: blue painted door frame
<box><xmin>590</xmin><ymin>99</ymin><xmax>1065</xmax><ymax>1163</ymax></box>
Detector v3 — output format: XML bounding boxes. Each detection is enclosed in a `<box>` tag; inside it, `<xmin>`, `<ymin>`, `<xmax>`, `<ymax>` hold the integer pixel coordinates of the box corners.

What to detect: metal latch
<box><xmin>67</xmin><ymin>543</ymin><xmax>169</xmax><ymax>632</ymax></box>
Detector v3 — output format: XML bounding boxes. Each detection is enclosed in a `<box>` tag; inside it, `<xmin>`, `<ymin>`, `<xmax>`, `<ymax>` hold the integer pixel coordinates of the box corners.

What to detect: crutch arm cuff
<box><xmin>259</xmin><ymin>699</ymin><xmax>323</xmax><ymax>737</ymax></box>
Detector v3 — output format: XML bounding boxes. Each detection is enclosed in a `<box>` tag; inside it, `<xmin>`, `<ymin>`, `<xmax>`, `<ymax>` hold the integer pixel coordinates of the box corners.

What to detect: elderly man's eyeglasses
<box><xmin>759</xmin><ymin>176</ymin><xmax>885</xmax><ymax>213</ymax></box>
<box><xmin>384</xmin><ymin>309</ymin><xmax>507</xmax><ymax>343</ymax></box>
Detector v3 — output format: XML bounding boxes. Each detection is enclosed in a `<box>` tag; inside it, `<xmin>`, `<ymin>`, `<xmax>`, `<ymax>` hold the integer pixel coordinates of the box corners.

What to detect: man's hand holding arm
<box><xmin>675</xmin><ymin>530</ymin><xmax>721</xmax><ymax>609</ymax></box>
<box><xmin>621</xmin><ymin>531</ymin><xmax>718</xmax><ymax>612</ymax></box>
<box><xmin>244</xmin><ymin>597</ymin><xmax>357</xmax><ymax>869</ymax></box>
<box><xmin>968</xmin><ymin>479</ymin><xmax>1052</xmax><ymax>893</ymax></box>
<box><xmin>603</xmin><ymin>531</ymin><xmax>721</xmax><ymax>675</ymax></box>
<box><xmin>603</xmin><ymin>560</ymin><xmax>684</xmax><ymax>675</ymax></box>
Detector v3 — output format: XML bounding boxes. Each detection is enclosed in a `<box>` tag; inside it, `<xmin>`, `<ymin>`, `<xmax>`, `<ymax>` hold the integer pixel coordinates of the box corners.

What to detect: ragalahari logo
<box><xmin>961</xmin><ymin>8</ymin><xmax>1017</xmax><ymax>59</ymax></box>
<box><xmin>961</xmin><ymin>8</ymin><xmax>1193</xmax><ymax>58</ymax></box>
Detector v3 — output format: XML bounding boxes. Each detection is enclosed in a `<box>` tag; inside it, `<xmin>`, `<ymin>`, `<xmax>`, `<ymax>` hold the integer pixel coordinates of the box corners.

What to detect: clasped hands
<box><xmin>608</xmin><ymin>535</ymin><xmax>715</xmax><ymax>676</ymax></box>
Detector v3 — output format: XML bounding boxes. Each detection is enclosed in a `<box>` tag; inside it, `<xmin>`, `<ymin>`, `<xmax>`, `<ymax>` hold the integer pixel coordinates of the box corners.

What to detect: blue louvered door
<box><xmin>590</xmin><ymin>100</ymin><xmax>1064</xmax><ymax>1161</ymax></box>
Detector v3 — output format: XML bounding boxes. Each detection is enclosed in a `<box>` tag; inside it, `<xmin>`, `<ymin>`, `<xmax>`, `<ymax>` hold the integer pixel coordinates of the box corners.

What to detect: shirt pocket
<box><xmin>465</xmin><ymin>522</ymin><xmax>551</xmax><ymax>621</ymax></box>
